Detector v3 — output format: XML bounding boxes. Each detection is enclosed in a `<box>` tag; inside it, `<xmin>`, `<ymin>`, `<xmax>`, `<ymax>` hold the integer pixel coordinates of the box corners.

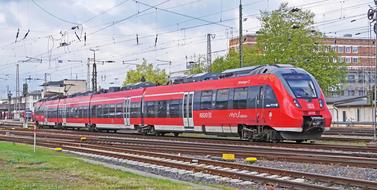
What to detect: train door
<box><xmin>256</xmin><ymin>86</ymin><xmax>266</xmax><ymax>124</ymax></box>
<box><xmin>183</xmin><ymin>92</ymin><xmax>194</xmax><ymax>129</ymax></box>
<box><xmin>44</xmin><ymin>106</ymin><xmax>48</xmax><ymax>125</ymax></box>
<box><xmin>62</xmin><ymin>103</ymin><xmax>67</xmax><ymax>124</ymax></box>
<box><xmin>123</xmin><ymin>98</ymin><xmax>131</xmax><ymax>126</ymax></box>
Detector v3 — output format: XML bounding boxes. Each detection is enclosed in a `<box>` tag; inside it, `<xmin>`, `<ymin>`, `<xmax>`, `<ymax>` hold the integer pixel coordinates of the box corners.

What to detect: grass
<box><xmin>0</xmin><ymin>141</ymin><xmax>231</xmax><ymax>190</ymax></box>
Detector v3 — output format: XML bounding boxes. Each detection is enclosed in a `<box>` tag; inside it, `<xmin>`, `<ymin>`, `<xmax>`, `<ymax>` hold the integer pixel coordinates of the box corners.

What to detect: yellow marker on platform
<box><xmin>80</xmin><ymin>136</ymin><xmax>87</xmax><ymax>141</ymax></box>
<box><xmin>222</xmin><ymin>153</ymin><xmax>235</xmax><ymax>161</ymax></box>
<box><xmin>244</xmin><ymin>157</ymin><xmax>257</xmax><ymax>163</ymax></box>
<box><xmin>54</xmin><ymin>147</ymin><xmax>62</xmax><ymax>152</ymax></box>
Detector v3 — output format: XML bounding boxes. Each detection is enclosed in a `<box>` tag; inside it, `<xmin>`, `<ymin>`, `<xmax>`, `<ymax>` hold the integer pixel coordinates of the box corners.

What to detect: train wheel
<box><xmin>296</xmin><ymin>140</ymin><xmax>304</xmax><ymax>143</ymax></box>
<box><xmin>173</xmin><ymin>132</ymin><xmax>179</xmax><ymax>137</ymax></box>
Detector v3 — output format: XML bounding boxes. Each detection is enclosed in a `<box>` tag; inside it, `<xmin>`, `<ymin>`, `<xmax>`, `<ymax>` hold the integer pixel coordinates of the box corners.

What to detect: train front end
<box><xmin>277</xmin><ymin>68</ymin><xmax>332</xmax><ymax>141</ymax></box>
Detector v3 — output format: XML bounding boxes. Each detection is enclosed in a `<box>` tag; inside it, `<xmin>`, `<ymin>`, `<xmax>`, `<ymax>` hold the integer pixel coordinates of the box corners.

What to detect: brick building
<box><xmin>229</xmin><ymin>34</ymin><xmax>376</xmax><ymax>96</ymax></box>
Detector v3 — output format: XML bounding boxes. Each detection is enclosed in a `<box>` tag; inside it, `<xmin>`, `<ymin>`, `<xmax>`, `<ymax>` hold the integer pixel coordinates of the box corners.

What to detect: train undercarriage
<box><xmin>239</xmin><ymin>116</ymin><xmax>326</xmax><ymax>143</ymax></box>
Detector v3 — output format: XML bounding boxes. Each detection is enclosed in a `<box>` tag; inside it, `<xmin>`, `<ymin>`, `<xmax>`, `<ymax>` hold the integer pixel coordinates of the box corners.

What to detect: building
<box><xmin>326</xmin><ymin>96</ymin><xmax>373</xmax><ymax>127</ymax></box>
<box><xmin>229</xmin><ymin>34</ymin><xmax>376</xmax><ymax>96</ymax></box>
<box><xmin>0</xmin><ymin>90</ymin><xmax>42</xmax><ymax>120</ymax></box>
<box><xmin>41</xmin><ymin>79</ymin><xmax>87</xmax><ymax>97</ymax></box>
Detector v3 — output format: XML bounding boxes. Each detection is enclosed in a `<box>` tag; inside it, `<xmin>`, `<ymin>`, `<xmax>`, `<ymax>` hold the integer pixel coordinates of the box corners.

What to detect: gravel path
<box><xmin>250</xmin><ymin>159</ymin><xmax>377</xmax><ymax>182</ymax></box>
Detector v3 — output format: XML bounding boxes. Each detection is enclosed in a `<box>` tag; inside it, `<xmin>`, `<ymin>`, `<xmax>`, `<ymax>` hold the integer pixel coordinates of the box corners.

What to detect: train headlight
<box><xmin>319</xmin><ymin>99</ymin><xmax>324</xmax><ymax>108</ymax></box>
<box><xmin>293</xmin><ymin>99</ymin><xmax>301</xmax><ymax>108</ymax></box>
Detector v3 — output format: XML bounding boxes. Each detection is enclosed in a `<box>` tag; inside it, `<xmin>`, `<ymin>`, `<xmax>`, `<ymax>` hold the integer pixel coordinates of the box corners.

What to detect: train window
<box><xmin>97</xmin><ymin>105</ymin><xmax>102</xmax><ymax>118</ymax></box>
<box><xmin>200</xmin><ymin>90</ymin><xmax>213</xmax><ymax>110</ymax></box>
<box><xmin>84</xmin><ymin>106</ymin><xmax>89</xmax><ymax>118</ymax></box>
<box><xmin>233</xmin><ymin>87</ymin><xmax>248</xmax><ymax>109</ymax></box>
<box><xmin>76</xmin><ymin>107</ymin><xmax>80</xmax><ymax>118</ymax></box>
<box><xmin>130</xmin><ymin>102</ymin><xmax>140</xmax><ymax>118</ymax></box>
<box><xmin>109</xmin><ymin>104</ymin><xmax>116</xmax><ymax>118</ymax></box>
<box><xmin>193</xmin><ymin>91</ymin><xmax>201</xmax><ymax>110</ymax></box>
<box><xmin>91</xmin><ymin>105</ymin><xmax>96</xmax><ymax>118</ymax></box>
<box><xmin>168</xmin><ymin>100</ymin><xmax>182</xmax><ymax>118</ymax></box>
<box><xmin>248</xmin><ymin>86</ymin><xmax>259</xmax><ymax>108</ymax></box>
<box><xmin>104</xmin><ymin>104</ymin><xmax>110</xmax><ymax>118</ymax></box>
<box><xmin>115</xmin><ymin>103</ymin><xmax>123</xmax><ymax>118</ymax></box>
<box><xmin>215</xmin><ymin>89</ymin><xmax>229</xmax><ymax>109</ymax></box>
<box><xmin>157</xmin><ymin>101</ymin><xmax>167</xmax><ymax>118</ymax></box>
<box><xmin>146</xmin><ymin>101</ymin><xmax>156</xmax><ymax>118</ymax></box>
<box><xmin>263</xmin><ymin>86</ymin><xmax>279</xmax><ymax>108</ymax></box>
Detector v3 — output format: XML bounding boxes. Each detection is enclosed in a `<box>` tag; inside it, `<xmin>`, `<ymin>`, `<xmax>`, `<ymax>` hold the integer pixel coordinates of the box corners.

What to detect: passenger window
<box><xmin>116</xmin><ymin>104</ymin><xmax>123</xmax><ymax>118</ymax></box>
<box><xmin>92</xmin><ymin>105</ymin><xmax>97</xmax><ymax>118</ymax></box>
<box><xmin>193</xmin><ymin>91</ymin><xmax>201</xmax><ymax>110</ymax></box>
<box><xmin>97</xmin><ymin>105</ymin><xmax>102</xmax><ymax>118</ymax></box>
<box><xmin>157</xmin><ymin>101</ymin><xmax>167</xmax><ymax>118</ymax></box>
<box><xmin>215</xmin><ymin>89</ymin><xmax>229</xmax><ymax>109</ymax></box>
<box><xmin>168</xmin><ymin>100</ymin><xmax>182</xmax><ymax>118</ymax></box>
<box><xmin>200</xmin><ymin>90</ymin><xmax>213</xmax><ymax>110</ymax></box>
<box><xmin>146</xmin><ymin>101</ymin><xmax>156</xmax><ymax>118</ymax></box>
<box><xmin>110</xmin><ymin>104</ymin><xmax>116</xmax><ymax>118</ymax></box>
<box><xmin>233</xmin><ymin>87</ymin><xmax>248</xmax><ymax>109</ymax></box>
<box><xmin>130</xmin><ymin>102</ymin><xmax>140</xmax><ymax>118</ymax></box>
<box><xmin>264</xmin><ymin>86</ymin><xmax>279</xmax><ymax>108</ymax></box>
<box><xmin>248</xmin><ymin>86</ymin><xmax>259</xmax><ymax>108</ymax></box>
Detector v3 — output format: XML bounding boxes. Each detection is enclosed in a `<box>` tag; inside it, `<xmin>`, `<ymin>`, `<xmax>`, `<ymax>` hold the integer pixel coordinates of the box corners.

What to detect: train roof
<box><xmin>37</xmin><ymin>64</ymin><xmax>304</xmax><ymax>102</ymax></box>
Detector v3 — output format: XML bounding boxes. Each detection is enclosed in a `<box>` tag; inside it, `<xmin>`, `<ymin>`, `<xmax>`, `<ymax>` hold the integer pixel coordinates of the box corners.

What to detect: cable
<box><xmin>31</xmin><ymin>0</ymin><xmax>79</xmax><ymax>25</ymax></box>
<box><xmin>88</xmin><ymin>0</ymin><xmax>170</xmax><ymax>36</ymax></box>
<box><xmin>82</xmin><ymin>0</ymin><xmax>131</xmax><ymax>24</ymax></box>
<box><xmin>134</xmin><ymin>0</ymin><xmax>231</xmax><ymax>29</ymax></box>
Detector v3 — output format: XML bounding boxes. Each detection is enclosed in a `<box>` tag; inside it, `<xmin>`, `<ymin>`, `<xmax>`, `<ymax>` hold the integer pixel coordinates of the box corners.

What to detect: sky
<box><xmin>0</xmin><ymin>0</ymin><xmax>373</xmax><ymax>98</ymax></box>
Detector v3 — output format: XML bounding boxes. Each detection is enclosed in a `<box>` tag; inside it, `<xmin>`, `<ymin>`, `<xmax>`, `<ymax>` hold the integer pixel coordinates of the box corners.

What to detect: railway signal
<box><xmin>367</xmin><ymin>1</ymin><xmax>377</xmax><ymax>143</ymax></box>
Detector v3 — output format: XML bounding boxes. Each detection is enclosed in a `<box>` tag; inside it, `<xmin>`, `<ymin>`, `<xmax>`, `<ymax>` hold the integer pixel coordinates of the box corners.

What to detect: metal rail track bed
<box><xmin>2</xmin><ymin>128</ymin><xmax>377</xmax><ymax>169</ymax></box>
<box><xmin>2</xmin><ymin>125</ymin><xmax>377</xmax><ymax>154</ymax></box>
<box><xmin>1</xmin><ymin>134</ymin><xmax>376</xmax><ymax>189</ymax></box>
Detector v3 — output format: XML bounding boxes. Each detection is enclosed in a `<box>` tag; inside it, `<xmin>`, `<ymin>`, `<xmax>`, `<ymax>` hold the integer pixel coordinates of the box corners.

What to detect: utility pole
<box><xmin>43</xmin><ymin>73</ymin><xmax>48</xmax><ymax>98</ymax></box>
<box><xmin>7</xmin><ymin>86</ymin><xmax>11</xmax><ymax>120</ymax></box>
<box><xmin>16</xmin><ymin>64</ymin><xmax>19</xmax><ymax>119</ymax></box>
<box><xmin>239</xmin><ymin>0</ymin><xmax>243</xmax><ymax>68</ymax></box>
<box><xmin>87</xmin><ymin>58</ymin><xmax>91</xmax><ymax>91</ymax></box>
<box><xmin>90</xmin><ymin>48</ymin><xmax>99</xmax><ymax>92</ymax></box>
<box><xmin>367</xmin><ymin>2</ymin><xmax>377</xmax><ymax>143</ymax></box>
<box><xmin>207</xmin><ymin>34</ymin><xmax>215</xmax><ymax>72</ymax></box>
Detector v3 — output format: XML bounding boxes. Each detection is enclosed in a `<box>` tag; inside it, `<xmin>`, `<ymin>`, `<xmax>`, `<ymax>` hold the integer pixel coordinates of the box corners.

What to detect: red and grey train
<box><xmin>33</xmin><ymin>64</ymin><xmax>332</xmax><ymax>142</ymax></box>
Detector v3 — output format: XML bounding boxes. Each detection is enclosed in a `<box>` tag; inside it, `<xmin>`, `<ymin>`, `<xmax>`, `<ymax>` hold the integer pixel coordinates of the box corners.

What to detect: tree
<box><xmin>251</xmin><ymin>3</ymin><xmax>346</xmax><ymax>94</ymax></box>
<box><xmin>211</xmin><ymin>46</ymin><xmax>254</xmax><ymax>73</ymax></box>
<box><xmin>123</xmin><ymin>59</ymin><xmax>168</xmax><ymax>86</ymax></box>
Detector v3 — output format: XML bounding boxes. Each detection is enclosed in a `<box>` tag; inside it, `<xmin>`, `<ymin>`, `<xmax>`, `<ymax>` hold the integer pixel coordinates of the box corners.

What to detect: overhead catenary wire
<box><xmin>1</xmin><ymin>0</ymin><xmax>371</xmax><ymax>93</ymax></box>
<box><xmin>31</xmin><ymin>0</ymin><xmax>80</xmax><ymax>25</ymax></box>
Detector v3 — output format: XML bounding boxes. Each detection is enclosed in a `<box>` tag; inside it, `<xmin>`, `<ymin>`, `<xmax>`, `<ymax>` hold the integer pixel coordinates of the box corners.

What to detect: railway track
<box><xmin>2</xmin><ymin>125</ymin><xmax>377</xmax><ymax>153</ymax></box>
<box><xmin>1</xmin><ymin>134</ymin><xmax>376</xmax><ymax>189</ymax></box>
<box><xmin>2</xmin><ymin>127</ymin><xmax>377</xmax><ymax>169</ymax></box>
<box><xmin>324</xmin><ymin>127</ymin><xmax>375</xmax><ymax>137</ymax></box>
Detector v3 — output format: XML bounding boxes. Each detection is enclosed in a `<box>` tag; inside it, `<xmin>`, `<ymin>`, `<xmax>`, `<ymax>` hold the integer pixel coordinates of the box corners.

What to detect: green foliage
<box><xmin>211</xmin><ymin>46</ymin><xmax>254</xmax><ymax>73</ymax></box>
<box><xmin>123</xmin><ymin>58</ymin><xmax>168</xmax><ymax>86</ymax></box>
<box><xmin>0</xmin><ymin>141</ymin><xmax>206</xmax><ymax>190</ymax></box>
<box><xmin>251</xmin><ymin>3</ymin><xmax>346</xmax><ymax>94</ymax></box>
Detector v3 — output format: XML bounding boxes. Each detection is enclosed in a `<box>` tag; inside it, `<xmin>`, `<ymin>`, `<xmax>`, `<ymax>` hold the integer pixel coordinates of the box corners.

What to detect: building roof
<box><xmin>326</xmin><ymin>96</ymin><xmax>370</xmax><ymax>107</ymax></box>
<box><xmin>41</xmin><ymin>79</ymin><xmax>85</xmax><ymax>87</ymax></box>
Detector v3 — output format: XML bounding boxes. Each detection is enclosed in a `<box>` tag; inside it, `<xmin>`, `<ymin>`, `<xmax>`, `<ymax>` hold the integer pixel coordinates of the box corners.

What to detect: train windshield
<box><xmin>283</xmin><ymin>73</ymin><xmax>317</xmax><ymax>98</ymax></box>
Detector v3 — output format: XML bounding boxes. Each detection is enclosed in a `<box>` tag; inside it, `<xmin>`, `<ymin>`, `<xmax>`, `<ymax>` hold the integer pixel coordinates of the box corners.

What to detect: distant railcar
<box><xmin>33</xmin><ymin>65</ymin><xmax>332</xmax><ymax>142</ymax></box>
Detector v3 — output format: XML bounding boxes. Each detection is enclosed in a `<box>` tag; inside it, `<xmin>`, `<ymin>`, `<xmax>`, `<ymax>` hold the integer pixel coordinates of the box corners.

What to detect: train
<box><xmin>33</xmin><ymin>64</ymin><xmax>332</xmax><ymax>143</ymax></box>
